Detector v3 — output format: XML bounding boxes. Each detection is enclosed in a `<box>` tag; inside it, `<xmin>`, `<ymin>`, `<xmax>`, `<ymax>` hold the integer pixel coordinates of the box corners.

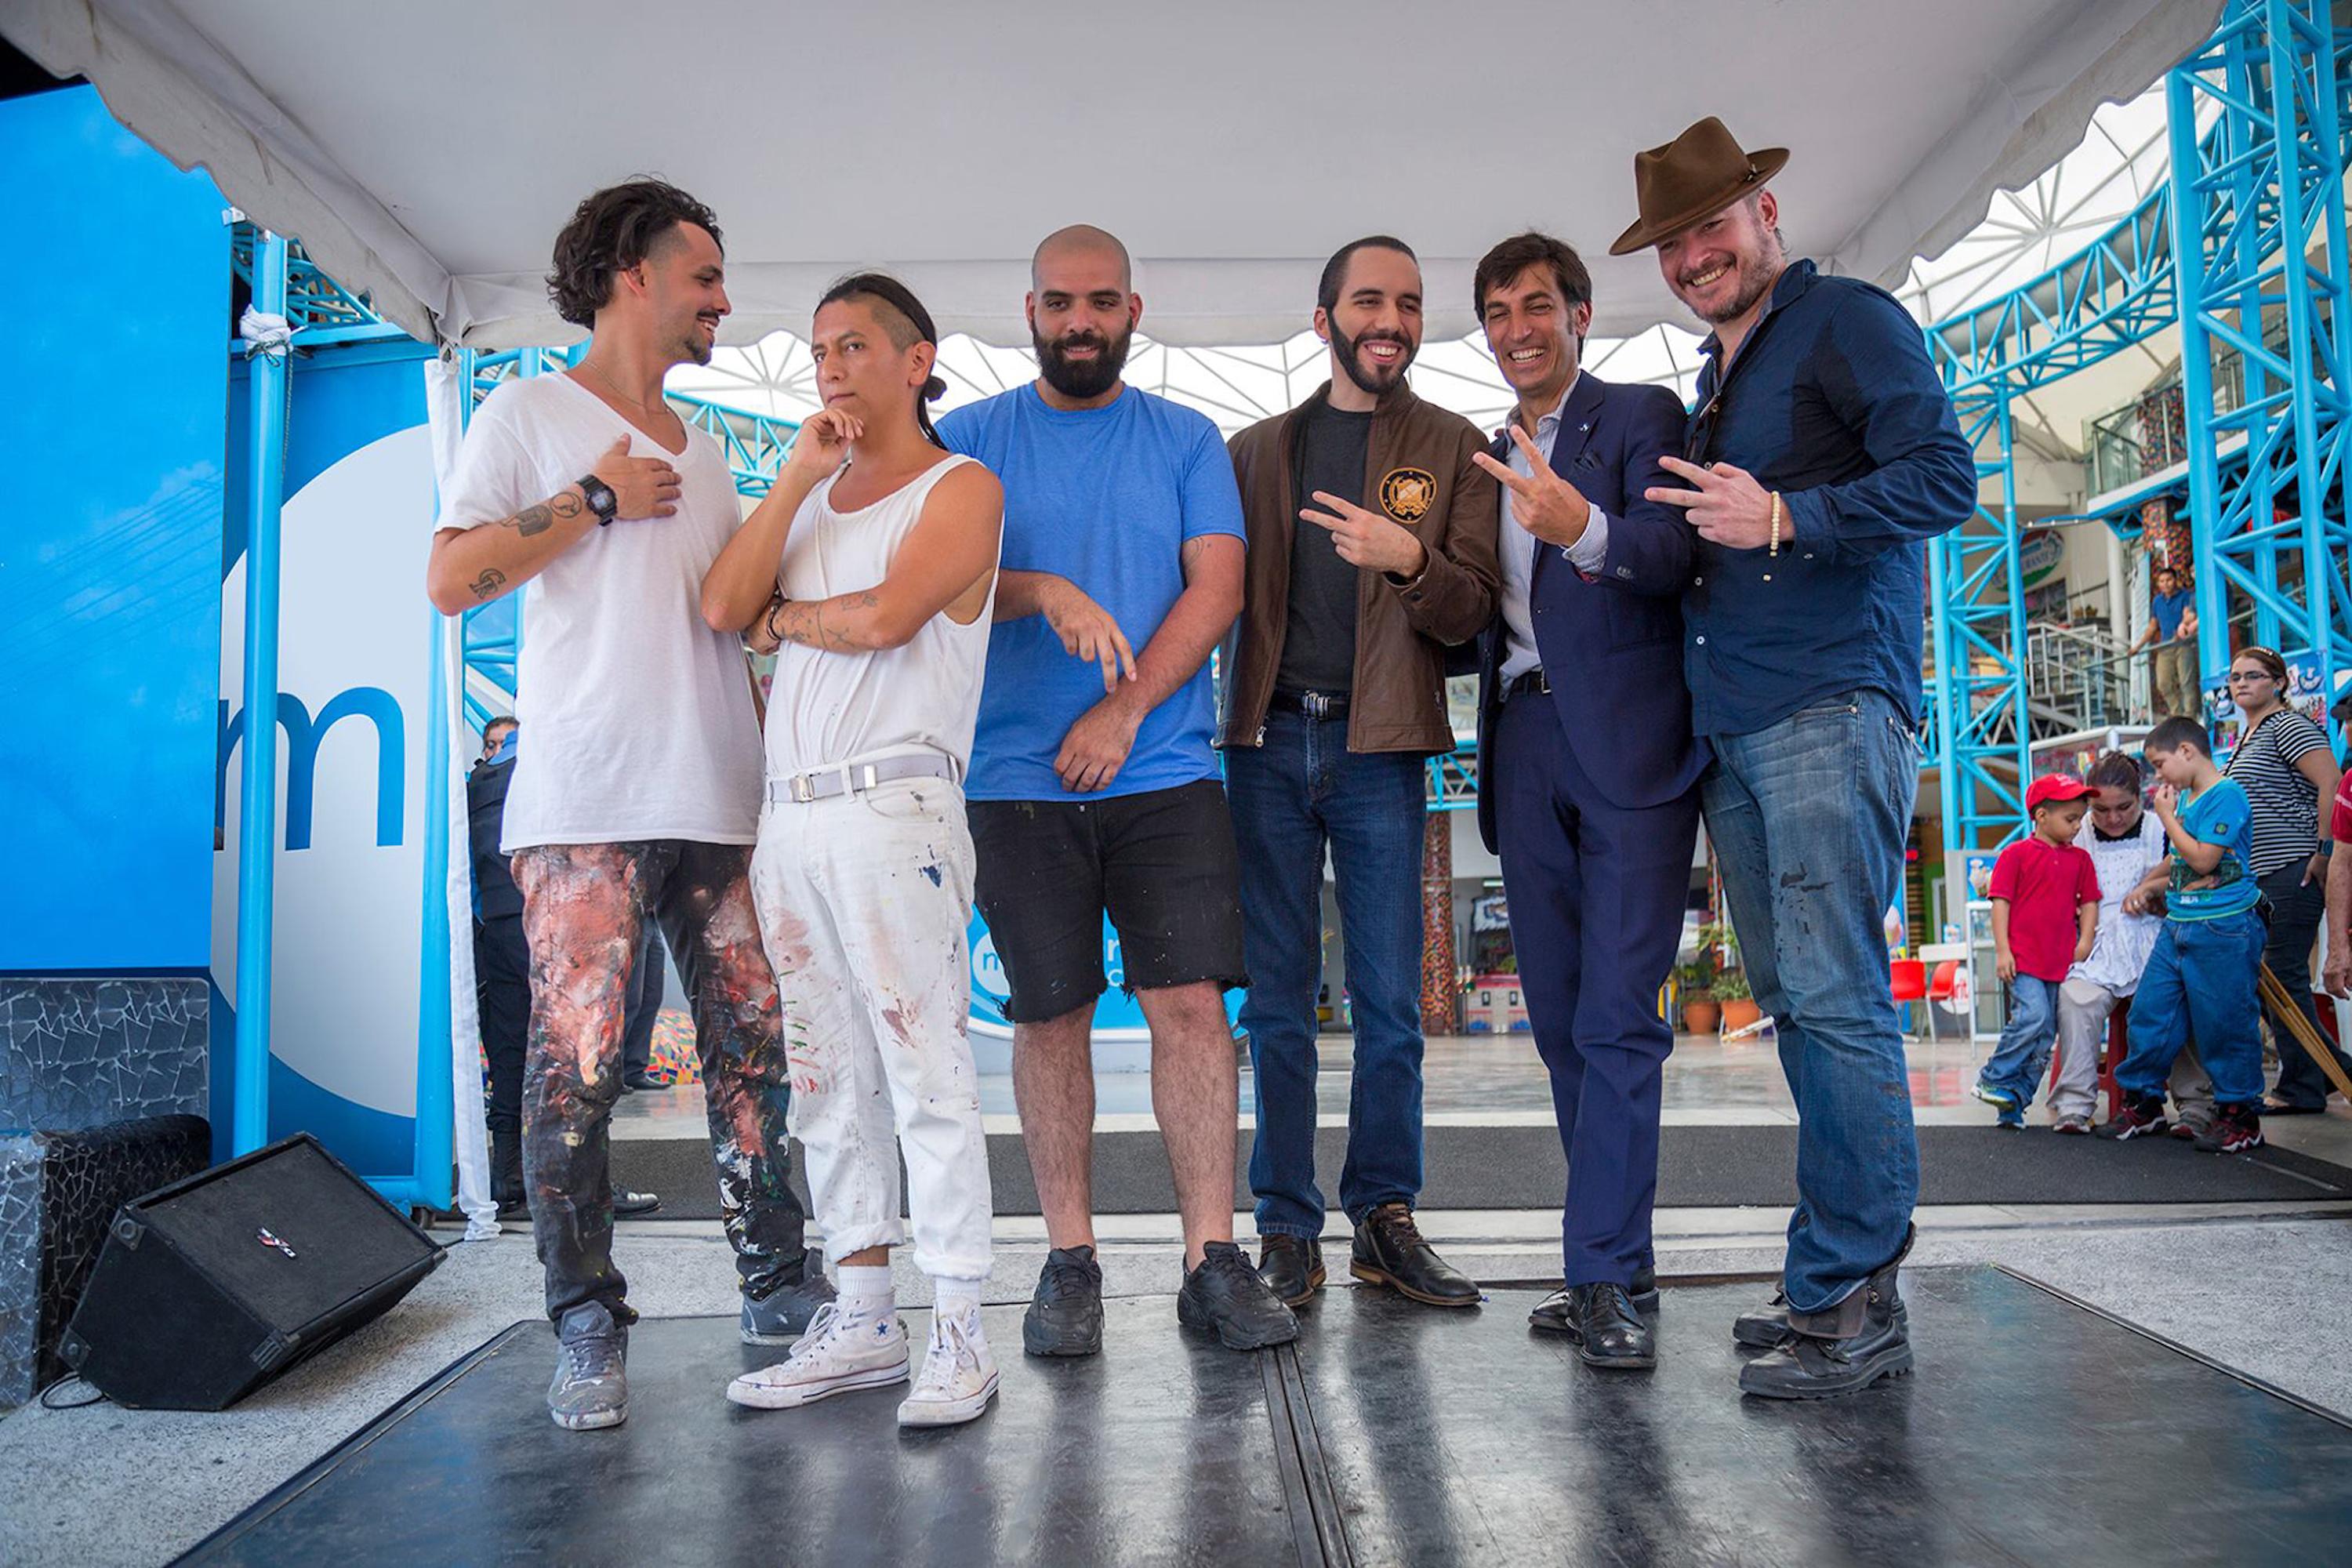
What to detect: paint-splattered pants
<box><xmin>749</xmin><ymin>779</ymin><xmax>993</xmax><ymax>1279</ymax></box>
<box><xmin>513</xmin><ymin>840</ymin><xmax>808</xmax><ymax>1321</ymax></box>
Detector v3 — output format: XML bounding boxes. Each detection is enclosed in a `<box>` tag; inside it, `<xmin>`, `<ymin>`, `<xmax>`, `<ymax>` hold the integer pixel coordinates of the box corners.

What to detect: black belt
<box><xmin>1272</xmin><ymin>688</ymin><xmax>1351</xmax><ymax>718</ymax></box>
<box><xmin>1505</xmin><ymin>668</ymin><xmax>1551</xmax><ymax>700</ymax></box>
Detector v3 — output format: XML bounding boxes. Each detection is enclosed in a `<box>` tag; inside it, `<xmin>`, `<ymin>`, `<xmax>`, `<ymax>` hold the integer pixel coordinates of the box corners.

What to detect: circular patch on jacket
<box><xmin>1379</xmin><ymin>466</ymin><xmax>1436</xmax><ymax>522</ymax></box>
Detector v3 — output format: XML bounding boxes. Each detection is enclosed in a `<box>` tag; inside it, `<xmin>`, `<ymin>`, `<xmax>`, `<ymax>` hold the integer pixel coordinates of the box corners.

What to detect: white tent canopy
<box><xmin>9</xmin><ymin>0</ymin><xmax>2222</xmax><ymax>349</ymax></box>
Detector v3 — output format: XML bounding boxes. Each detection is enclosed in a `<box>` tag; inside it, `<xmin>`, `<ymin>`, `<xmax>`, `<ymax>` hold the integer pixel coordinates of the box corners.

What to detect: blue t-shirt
<box><xmin>2151</xmin><ymin>589</ymin><xmax>2192</xmax><ymax>641</ymax></box>
<box><xmin>2168</xmin><ymin>776</ymin><xmax>2259</xmax><ymax>920</ymax></box>
<box><xmin>939</xmin><ymin>384</ymin><xmax>1246</xmax><ymax>800</ymax></box>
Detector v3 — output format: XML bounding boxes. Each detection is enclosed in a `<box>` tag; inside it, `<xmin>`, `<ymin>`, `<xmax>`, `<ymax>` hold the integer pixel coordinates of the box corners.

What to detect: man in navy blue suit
<box><xmin>1465</xmin><ymin>233</ymin><xmax>1704</xmax><ymax>1370</ymax></box>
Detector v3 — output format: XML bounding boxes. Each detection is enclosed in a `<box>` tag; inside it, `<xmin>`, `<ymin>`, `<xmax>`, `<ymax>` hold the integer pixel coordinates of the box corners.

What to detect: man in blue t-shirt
<box><xmin>938</xmin><ymin>224</ymin><xmax>1296</xmax><ymax>1359</ymax></box>
<box><xmin>2099</xmin><ymin>715</ymin><xmax>2268</xmax><ymax>1152</ymax></box>
<box><xmin>2130</xmin><ymin>564</ymin><xmax>2201</xmax><ymax>720</ymax></box>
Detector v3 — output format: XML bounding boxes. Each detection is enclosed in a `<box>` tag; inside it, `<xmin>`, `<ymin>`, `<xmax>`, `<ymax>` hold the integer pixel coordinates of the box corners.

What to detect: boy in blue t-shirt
<box><xmin>2097</xmin><ymin>716</ymin><xmax>2267</xmax><ymax>1152</ymax></box>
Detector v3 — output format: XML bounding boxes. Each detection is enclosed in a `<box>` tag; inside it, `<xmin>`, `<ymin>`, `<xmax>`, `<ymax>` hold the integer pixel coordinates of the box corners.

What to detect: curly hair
<box><xmin>546</xmin><ymin>180</ymin><xmax>723</xmax><ymax>328</ymax></box>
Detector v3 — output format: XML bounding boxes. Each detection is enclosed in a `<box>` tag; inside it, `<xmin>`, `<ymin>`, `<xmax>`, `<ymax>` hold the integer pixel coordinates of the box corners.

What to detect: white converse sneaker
<box><xmin>897</xmin><ymin>1307</ymin><xmax>999</xmax><ymax>1428</ymax></box>
<box><xmin>725</xmin><ymin>1302</ymin><xmax>909</xmax><ymax>1410</ymax></box>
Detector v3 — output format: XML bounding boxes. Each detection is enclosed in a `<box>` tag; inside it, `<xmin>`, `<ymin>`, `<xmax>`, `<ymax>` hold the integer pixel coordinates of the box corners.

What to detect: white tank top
<box><xmin>763</xmin><ymin>452</ymin><xmax>998</xmax><ymax>779</ymax></box>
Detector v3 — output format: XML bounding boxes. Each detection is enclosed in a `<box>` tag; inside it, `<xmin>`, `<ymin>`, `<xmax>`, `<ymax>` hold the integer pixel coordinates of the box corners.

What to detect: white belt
<box><xmin>766</xmin><ymin>753</ymin><xmax>960</xmax><ymax>805</ymax></box>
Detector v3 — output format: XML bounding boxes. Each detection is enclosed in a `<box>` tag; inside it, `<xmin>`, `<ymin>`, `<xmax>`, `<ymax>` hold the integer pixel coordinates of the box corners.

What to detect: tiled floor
<box><xmin>610</xmin><ymin>1028</ymin><xmax>2352</xmax><ymax>1162</ymax></box>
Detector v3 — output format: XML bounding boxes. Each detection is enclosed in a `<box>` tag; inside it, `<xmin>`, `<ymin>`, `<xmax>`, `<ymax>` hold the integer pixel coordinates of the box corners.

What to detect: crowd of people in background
<box><xmin>1973</xmin><ymin>641</ymin><xmax>2350</xmax><ymax>1154</ymax></box>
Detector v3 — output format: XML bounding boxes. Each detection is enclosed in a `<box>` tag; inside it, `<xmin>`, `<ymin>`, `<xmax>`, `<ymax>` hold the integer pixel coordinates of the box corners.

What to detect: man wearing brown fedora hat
<box><xmin>1620</xmin><ymin>118</ymin><xmax>1978</xmax><ymax>1399</ymax></box>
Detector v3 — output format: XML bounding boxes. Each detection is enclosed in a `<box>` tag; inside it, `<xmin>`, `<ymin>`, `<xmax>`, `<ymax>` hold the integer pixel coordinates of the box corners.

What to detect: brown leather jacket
<box><xmin>1220</xmin><ymin>382</ymin><xmax>1499</xmax><ymax>754</ymax></box>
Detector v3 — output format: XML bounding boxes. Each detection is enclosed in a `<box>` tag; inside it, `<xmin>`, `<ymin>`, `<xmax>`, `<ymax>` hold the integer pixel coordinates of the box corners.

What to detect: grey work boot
<box><xmin>741</xmin><ymin>1266</ymin><xmax>839</xmax><ymax>1346</ymax></box>
<box><xmin>548</xmin><ymin>1301</ymin><xmax>629</xmax><ymax>1431</ymax></box>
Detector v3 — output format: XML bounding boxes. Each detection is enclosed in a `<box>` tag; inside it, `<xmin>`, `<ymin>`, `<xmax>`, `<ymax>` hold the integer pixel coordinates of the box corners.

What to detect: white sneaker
<box><xmin>725</xmin><ymin>1302</ymin><xmax>909</xmax><ymax>1410</ymax></box>
<box><xmin>897</xmin><ymin>1307</ymin><xmax>999</xmax><ymax>1428</ymax></box>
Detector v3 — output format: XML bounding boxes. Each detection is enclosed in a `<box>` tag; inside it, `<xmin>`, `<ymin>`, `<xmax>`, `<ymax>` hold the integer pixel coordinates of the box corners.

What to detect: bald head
<box><xmin>1033</xmin><ymin>224</ymin><xmax>1133</xmax><ymax>292</ymax></box>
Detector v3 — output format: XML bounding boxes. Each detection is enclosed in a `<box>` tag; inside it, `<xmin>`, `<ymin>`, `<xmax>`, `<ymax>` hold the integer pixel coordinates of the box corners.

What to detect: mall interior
<box><xmin>5</xmin><ymin>2</ymin><xmax>2352</xmax><ymax>1563</ymax></box>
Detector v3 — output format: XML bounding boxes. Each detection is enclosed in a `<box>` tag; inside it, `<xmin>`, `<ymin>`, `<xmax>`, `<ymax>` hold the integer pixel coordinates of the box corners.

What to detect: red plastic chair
<box><xmin>1921</xmin><ymin>960</ymin><xmax>1962</xmax><ymax>1041</ymax></box>
<box><xmin>1891</xmin><ymin>959</ymin><xmax>1927</xmax><ymax>1036</ymax></box>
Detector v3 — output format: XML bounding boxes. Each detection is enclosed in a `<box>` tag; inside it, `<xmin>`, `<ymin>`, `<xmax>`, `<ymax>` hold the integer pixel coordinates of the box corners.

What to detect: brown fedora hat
<box><xmin>1609</xmin><ymin>117</ymin><xmax>1789</xmax><ymax>256</ymax></box>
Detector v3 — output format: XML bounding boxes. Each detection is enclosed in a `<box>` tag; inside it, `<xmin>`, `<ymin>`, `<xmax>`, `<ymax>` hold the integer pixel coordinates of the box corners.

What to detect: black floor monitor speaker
<box><xmin>34</xmin><ymin>1114</ymin><xmax>213</xmax><ymax>1388</ymax></box>
<box><xmin>58</xmin><ymin>1133</ymin><xmax>445</xmax><ymax>1410</ymax></box>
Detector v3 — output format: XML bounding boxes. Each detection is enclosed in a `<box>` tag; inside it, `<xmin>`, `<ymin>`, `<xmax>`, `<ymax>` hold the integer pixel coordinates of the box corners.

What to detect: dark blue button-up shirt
<box><xmin>1681</xmin><ymin>260</ymin><xmax>1976</xmax><ymax>737</ymax></box>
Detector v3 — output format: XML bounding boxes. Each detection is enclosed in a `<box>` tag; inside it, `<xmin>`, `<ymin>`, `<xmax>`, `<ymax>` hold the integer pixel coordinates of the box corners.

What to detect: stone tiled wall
<box><xmin>0</xmin><ymin>1137</ymin><xmax>39</xmax><ymax>1409</ymax></box>
<box><xmin>1</xmin><ymin>978</ymin><xmax>209</xmax><ymax>1406</ymax></box>
<box><xmin>2</xmin><ymin>980</ymin><xmax>210</xmax><ymax>1133</ymax></box>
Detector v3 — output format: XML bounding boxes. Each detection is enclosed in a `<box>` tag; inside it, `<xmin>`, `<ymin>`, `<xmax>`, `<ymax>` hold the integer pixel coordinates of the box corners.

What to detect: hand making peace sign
<box><xmin>1644</xmin><ymin>456</ymin><xmax>1777</xmax><ymax>550</ymax></box>
<box><xmin>1468</xmin><ymin>425</ymin><xmax>1592</xmax><ymax>548</ymax></box>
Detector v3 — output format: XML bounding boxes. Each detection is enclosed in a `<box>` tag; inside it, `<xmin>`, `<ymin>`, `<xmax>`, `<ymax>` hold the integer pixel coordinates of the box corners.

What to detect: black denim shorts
<box><xmin>968</xmin><ymin>779</ymin><xmax>1250</xmax><ymax>1024</ymax></box>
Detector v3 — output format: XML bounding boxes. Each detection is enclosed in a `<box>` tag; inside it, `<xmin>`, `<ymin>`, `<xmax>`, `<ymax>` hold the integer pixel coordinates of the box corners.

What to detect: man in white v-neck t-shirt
<box><xmin>426</xmin><ymin>180</ymin><xmax>826</xmax><ymax>1434</ymax></box>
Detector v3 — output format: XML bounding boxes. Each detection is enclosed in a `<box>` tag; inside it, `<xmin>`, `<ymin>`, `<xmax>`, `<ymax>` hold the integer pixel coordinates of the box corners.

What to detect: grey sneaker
<box><xmin>741</xmin><ymin>1267</ymin><xmax>839</xmax><ymax>1346</ymax></box>
<box><xmin>548</xmin><ymin>1301</ymin><xmax>628</xmax><ymax>1431</ymax></box>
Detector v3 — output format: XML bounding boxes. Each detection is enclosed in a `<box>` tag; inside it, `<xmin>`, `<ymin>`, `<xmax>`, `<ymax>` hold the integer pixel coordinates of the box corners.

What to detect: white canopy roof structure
<box><xmin>9</xmin><ymin>0</ymin><xmax>2222</xmax><ymax>349</ymax></box>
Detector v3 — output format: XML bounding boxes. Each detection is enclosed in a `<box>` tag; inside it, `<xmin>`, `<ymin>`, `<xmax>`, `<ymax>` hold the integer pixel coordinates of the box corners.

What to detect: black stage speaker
<box><xmin>34</xmin><ymin>1114</ymin><xmax>212</xmax><ymax>1388</ymax></box>
<box><xmin>58</xmin><ymin>1133</ymin><xmax>445</xmax><ymax>1410</ymax></box>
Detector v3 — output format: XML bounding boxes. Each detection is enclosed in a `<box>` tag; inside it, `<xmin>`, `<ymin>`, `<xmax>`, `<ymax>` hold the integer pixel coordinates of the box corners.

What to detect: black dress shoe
<box><xmin>1349</xmin><ymin>1203</ymin><xmax>1479</xmax><ymax>1308</ymax></box>
<box><xmin>622</xmin><ymin>1068</ymin><xmax>659</xmax><ymax>1093</ymax></box>
<box><xmin>1738</xmin><ymin>1226</ymin><xmax>1915</xmax><ymax>1399</ymax></box>
<box><xmin>1530</xmin><ymin>1265</ymin><xmax>1661</xmax><ymax>1333</ymax></box>
<box><xmin>612</xmin><ymin>1188</ymin><xmax>661</xmax><ymax>1218</ymax></box>
<box><xmin>1178</xmin><ymin>1241</ymin><xmax>1299</xmax><ymax>1350</ymax></box>
<box><xmin>1257</xmin><ymin>1235</ymin><xmax>1325</xmax><ymax>1307</ymax></box>
<box><xmin>1539</xmin><ymin>1283</ymin><xmax>1656</xmax><ymax>1369</ymax></box>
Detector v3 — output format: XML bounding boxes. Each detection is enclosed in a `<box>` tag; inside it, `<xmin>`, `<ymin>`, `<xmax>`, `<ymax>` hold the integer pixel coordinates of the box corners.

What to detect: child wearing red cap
<box><xmin>1972</xmin><ymin>776</ymin><xmax>2102</xmax><ymax>1127</ymax></box>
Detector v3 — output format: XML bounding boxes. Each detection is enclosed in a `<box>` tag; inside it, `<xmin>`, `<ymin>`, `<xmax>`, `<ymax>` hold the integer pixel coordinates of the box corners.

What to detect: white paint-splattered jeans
<box><xmin>749</xmin><ymin>776</ymin><xmax>993</xmax><ymax>1279</ymax></box>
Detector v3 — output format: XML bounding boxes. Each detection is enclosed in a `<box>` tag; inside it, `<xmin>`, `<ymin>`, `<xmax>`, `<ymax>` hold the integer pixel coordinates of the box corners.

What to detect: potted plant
<box><xmin>1715</xmin><ymin>969</ymin><xmax>1762</xmax><ymax>1033</ymax></box>
<box><xmin>1675</xmin><ymin>960</ymin><xmax>1720</xmax><ymax>1036</ymax></box>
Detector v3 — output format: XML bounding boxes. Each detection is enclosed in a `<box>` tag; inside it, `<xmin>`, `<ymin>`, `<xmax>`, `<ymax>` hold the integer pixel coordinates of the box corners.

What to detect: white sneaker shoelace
<box><xmin>913</xmin><ymin>1311</ymin><xmax>984</xmax><ymax>1395</ymax></box>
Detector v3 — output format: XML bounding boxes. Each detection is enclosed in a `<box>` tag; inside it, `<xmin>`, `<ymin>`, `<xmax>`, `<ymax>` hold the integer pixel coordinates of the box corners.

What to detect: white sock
<box><xmin>837</xmin><ymin>1263</ymin><xmax>895</xmax><ymax>1319</ymax></box>
<box><xmin>931</xmin><ymin>1275</ymin><xmax>984</xmax><ymax>1325</ymax></box>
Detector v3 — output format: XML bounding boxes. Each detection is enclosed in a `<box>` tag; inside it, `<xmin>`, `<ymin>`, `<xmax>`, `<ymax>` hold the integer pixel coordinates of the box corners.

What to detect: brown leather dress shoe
<box><xmin>1349</xmin><ymin>1203</ymin><xmax>1479</xmax><ymax>1307</ymax></box>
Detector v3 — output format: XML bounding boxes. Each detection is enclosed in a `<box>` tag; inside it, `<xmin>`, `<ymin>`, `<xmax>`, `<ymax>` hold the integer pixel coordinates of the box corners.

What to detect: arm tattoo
<box><xmin>770</xmin><ymin>590</ymin><xmax>882</xmax><ymax>652</ymax></box>
<box><xmin>469</xmin><ymin>568</ymin><xmax>507</xmax><ymax>601</ymax></box>
<box><xmin>550</xmin><ymin>492</ymin><xmax>584</xmax><ymax>519</ymax></box>
<box><xmin>511</xmin><ymin>503</ymin><xmax>554</xmax><ymax>538</ymax></box>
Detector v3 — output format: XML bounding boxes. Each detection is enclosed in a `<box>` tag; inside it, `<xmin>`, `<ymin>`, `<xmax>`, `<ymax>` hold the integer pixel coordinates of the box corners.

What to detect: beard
<box><xmin>1680</xmin><ymin>241</ymin><xmax>1779</xmax><ymax>325</ymax></box>
<box><xmin>1330</xmin><ymin>320</ymin><xmax>1416</xmax><ymax>398</ymax></box>
<box><xmin>1034</xmin><ymin>321</ymin><xmax>1133</xmax><ymax>401</ymax></box>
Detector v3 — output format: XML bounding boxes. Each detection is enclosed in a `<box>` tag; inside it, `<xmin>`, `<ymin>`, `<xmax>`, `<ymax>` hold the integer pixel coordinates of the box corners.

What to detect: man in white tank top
<box><xmin>701</xmin><ymin>277</ymin><xmax>1007</xmax><ymax>1428</ymax></box>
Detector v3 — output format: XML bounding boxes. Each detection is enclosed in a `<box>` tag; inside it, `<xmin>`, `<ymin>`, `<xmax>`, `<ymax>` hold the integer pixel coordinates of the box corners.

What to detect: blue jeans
<box><xmin>1978</xmin><ymin>974</ymin><xmax>2061</xmax><ymax>1110</ymax></box>
<box><xmin>2115</xmin><ymin>911</ymin><xmax>2267</xmax><ymax>1107</ymax></box>
<box><xmin>1229</xmin><ymin>706</ymin><xmax>1428</xmax><ymax>1236</ymax></box>
<box><xmin>1703</xmin><ymin>688</ymin><xmax>1921</xmax><ymax>1317</ymax></box>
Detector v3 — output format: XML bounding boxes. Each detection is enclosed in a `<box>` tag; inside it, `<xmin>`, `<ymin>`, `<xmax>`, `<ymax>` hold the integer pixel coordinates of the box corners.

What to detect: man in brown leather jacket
<box><xmin>1222</xmin><ymin>235</ymin><xmax>1499</xmax><ymax>1311</ymax></box>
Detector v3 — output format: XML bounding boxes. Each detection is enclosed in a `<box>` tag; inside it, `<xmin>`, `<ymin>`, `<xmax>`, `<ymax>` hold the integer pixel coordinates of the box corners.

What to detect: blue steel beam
<box><xmin>231</xmin><ymin>232</ymin><xmax>290</xmax><ymax>1156</ymax></box>
<box><xmin>2171</xmin><ymin>0</ymin><xmax>2352</xmax><ymax>703</ymax></box>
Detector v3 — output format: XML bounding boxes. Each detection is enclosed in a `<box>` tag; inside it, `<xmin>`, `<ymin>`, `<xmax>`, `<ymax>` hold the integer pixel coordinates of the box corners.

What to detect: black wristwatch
<box><xmin>576</xmin><ymin>473</ymin><xmax>619</xmax><ymax>527</ymax></box>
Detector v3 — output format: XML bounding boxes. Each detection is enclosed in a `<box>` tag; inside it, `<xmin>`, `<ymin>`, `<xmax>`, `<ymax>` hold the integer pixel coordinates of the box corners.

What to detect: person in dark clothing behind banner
<box><xmin>619</xmin><ymin>927</ymin><xmax>665</xmax><ymax>1093</ymax></box>
<box><xmin>469</xmin><ymin>717</ymin><xmax>658</xmax><ymax>1221</ymax></box>
<box><xmin>1617</xmin><ymin>117</ymin><xmax>1976</xmax><ymax>1399</ymax></box>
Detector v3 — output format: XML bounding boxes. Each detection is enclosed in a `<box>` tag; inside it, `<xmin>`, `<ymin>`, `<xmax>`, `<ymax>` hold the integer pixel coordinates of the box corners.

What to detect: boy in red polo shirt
<box><xmin>1973</xmin><ymin>776</ymin><xmax>2102</xmax><ymax>1127</ymax></box>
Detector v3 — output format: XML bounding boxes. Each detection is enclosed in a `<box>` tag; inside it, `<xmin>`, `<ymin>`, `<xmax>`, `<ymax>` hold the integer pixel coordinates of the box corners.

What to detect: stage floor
<box><xmin>179</xmin><ymin>1269</ymin><xmax>2352</xmax><ymax>1567</ymax></box>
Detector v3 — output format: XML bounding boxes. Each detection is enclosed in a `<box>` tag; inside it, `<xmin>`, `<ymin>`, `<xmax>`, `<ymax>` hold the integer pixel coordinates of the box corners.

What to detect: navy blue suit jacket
<box><xmin>1474</xmin><ymin>372</ymin><xmax>1709</xmax><ymax>851</ymax></box>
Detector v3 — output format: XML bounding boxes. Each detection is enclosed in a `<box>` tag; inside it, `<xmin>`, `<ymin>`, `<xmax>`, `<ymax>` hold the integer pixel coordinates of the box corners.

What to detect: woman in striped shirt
<box><xmin>2220</xmin><ymin>646</ymin><xmax>2346</xmax><ymax>1111</ymax></box>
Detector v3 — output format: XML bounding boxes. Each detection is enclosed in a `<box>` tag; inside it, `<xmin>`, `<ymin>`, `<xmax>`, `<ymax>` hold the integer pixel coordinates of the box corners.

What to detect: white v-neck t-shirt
<box><xmin>437</xmin><ymin>373</ymin><xmax>762</xmax><ymax>851</ymax></box>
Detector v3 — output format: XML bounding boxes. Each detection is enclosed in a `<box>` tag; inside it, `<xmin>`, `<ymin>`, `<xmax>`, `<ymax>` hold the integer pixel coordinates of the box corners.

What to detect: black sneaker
<box><xmin>1178</xmin><ymin>1241</ymin><xmax>1300</xmax><ymax>1351</ymax></box>
<box><xmin>2096</xmin><ymin>1094</ymin><xmax>2171</xmax><ymax>1141</ymax></box>
<box><xmin>1257</xmin><ymin>1235</ymin><xmax>1325</xmax><ymax>1307</ymax></box>
<box><xmin>612</xmin><ymin>1188</ymin><xmax>661</xmax><ymax>1218</ymax></box>
<box><xmin>2193</xmin><ymin>1103</ymin><xmax>2265</xmax><ymax>1154</ymax></box>
<box><xmin>1739</xmin><ymin>1226</ymin><xmax>1915</xmax><ymax>1400</ymax></box>
<box><xmin>1022</xmin><ymin>1245</ymin><xmax>1105</xmax><ymax>1358</ymax></box>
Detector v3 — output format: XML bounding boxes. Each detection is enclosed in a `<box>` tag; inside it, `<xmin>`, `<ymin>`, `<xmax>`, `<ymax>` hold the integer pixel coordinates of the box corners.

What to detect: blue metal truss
<box><xmin>2172</xmin><ymin>0</ymin><xmax>2352</xmax><ymax>688</ymax></box>
<box><xmin>1921</xmin><ymin>0</ymin><xmax>2352</xmax><ymax>874</ymax></box>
